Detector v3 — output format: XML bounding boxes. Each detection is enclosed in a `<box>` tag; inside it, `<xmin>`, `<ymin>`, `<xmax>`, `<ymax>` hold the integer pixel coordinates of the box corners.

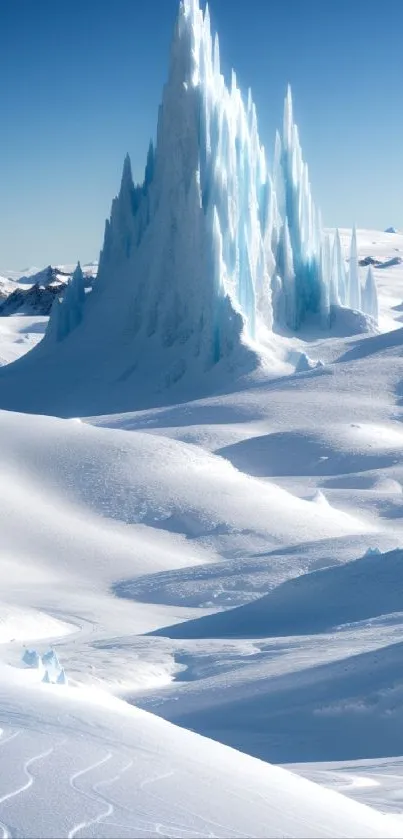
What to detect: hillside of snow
<box><xmin>0</xmin><ymin>227</ymin><xmax>401</xmax><ymax>835</ymax></box>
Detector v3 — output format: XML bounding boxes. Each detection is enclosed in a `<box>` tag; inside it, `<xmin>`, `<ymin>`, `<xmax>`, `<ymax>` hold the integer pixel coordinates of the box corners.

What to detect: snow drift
<box><xmin>152</xmin><ymin>547</ymin><xmax>403</xmax><ymax>639</ymax></box>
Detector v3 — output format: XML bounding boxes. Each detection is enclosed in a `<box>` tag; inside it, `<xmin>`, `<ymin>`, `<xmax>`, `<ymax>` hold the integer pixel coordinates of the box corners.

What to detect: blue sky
<box><xmin>1</xmin><ymin>0</ymin><xmax>402</xmax><ymax>269</ymax></box>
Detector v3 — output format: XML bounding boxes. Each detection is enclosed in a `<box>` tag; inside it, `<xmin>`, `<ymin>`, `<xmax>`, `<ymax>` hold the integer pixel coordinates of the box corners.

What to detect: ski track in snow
<box><xmin>0</xmin><ymin>741</ymin><xmax>54</xmax><ymax>838</ymax></box>
<box><xmin>137</xmin><ymin>771</ymin><xmax>242</xmax><ymax>839</ymax></box>
<box><xmin>68</xmin><ymin>752</ymin><xmax>115</xmax><ymax>838</ymax></box>
<box><xmin>0</xmin><ymin>730</ymin><xmax>21</xmax><ymax>839</ymax></box>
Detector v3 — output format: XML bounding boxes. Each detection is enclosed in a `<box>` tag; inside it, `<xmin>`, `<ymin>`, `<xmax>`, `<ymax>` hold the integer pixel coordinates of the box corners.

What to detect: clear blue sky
<box><xmin>1</xmin><ymin>0</ymin><xmax>402</xmax><ymax>269</ymax></box>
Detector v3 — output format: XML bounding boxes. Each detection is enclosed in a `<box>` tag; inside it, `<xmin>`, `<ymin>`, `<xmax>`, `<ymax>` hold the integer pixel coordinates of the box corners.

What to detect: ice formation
<box><xmin>272</xmin><ymin>88</ymin><xmax>330</xmax><ymax>330</ymax></box>
<box><xmin>362</xmin><ymin>265</ymin><xmax>379</xmax><ymax>322</ymax></box>
<box><xmin>48</xmin><ymin>262</ymin><xmax>86</xmax><ymax>342</ymax></box>
<box><xmin>22</xmin><ymin>649</ymin><xmax>42</xmax><ymax>668</ymax></box>
<box><xmin>348</xmin><ymin>226</ymin><xmax>361</xmax><ymax>312</ymax></box>
<box><xmin>48</xmin><ymin>0</ymin><xmax>376</xmax><ymax>357</ymax></box>
<box><xmin>0</xmin><ymin>0</ymin><xmax>379</xmax><ymax>414</ymax></box>
<box><xmin>22</xmin><ymin>648</ymin><xmax>67</xmax><ymax>685</ymax></box>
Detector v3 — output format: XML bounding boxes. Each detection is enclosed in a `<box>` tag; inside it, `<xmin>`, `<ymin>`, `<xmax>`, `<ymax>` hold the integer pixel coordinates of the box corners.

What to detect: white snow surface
<box><xmin>0</xmin><ymin>230</ymin><xmax>402</xmax><ymax>835</ymax></box>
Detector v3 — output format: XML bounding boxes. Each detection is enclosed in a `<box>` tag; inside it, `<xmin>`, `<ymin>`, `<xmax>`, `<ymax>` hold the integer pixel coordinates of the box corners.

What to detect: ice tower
<box><xmin>272</xmin><ymin>87</ymin><xmax>328</xmax><ymax>330</ymax></box>
<box><xmin>0</xmin><ymin>0</ymin><xmax>378</xmax><ymax>417</ymax></box>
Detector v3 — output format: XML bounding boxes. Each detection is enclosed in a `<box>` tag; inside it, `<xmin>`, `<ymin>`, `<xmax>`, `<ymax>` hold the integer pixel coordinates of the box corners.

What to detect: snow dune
<box><xmin>0</xmin><ymin>410</ymin><xmax>369</xmax><ymax>581</ymax></box>
<box><xmin>0</xmin><ymin>661</ymin><xmax>400</xmax><ymax>838</ymax></box>
<box><xmin>152</xmin><ymin>547</ymin><xmax>403</xmax><ymax>639</ymax></box>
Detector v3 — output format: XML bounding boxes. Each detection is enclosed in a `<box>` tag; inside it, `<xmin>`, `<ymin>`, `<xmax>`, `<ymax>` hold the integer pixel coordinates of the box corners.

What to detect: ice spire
<box><xmin>40</xmin><ymin>0</ymin><xmax>377</xmax><ymax>413</ymax></box>
<box><xmin>362</xmin><ymin>264</ymin><xmax>379</xmax><ymax>323</ymax></box>
<box><xmin>331</xmin><ymin>228</ymin><xmax>347</xmax><ymax>306</ymax></box>
<box><xmin>273</xmin><ymin>86</ymin><xmax>330</xmax><ymax>329</ymax></box>
<box><xmin>348</xmin><ymin>225</ymin><xmax>361</xmax><ymax>311</ymax></box>
<box><xmin>47</xmin><ymin>261</ymin><xmax>86</xmax><ymax>343</ymax></box>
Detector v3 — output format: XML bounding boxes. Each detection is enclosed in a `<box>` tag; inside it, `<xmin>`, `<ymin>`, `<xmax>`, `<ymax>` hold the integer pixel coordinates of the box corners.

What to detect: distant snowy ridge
<box><xmin>0</xmin><ymin>264</ymin><xmax>96</xmax><ymax>317</ymax></box>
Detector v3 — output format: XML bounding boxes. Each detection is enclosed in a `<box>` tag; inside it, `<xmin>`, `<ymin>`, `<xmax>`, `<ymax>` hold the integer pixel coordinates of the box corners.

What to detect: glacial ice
<box><xmin>17</xmin><ymin>0</ymin><xmax>379</xmax><ymax>406</ymax></box>
<box><xmin>48</xmin><ymin>261</ymin><xmax>86</xmax><ymax>342</ymax></box>
<box><xmin>362</xmin><ymin>265</ymin><xmax>379</xmax><ymax>322</ymax></box>
<box><xmin>79</xmin><ymin>0</ymin><xmax>379</xmax><ymax>345</ymax></box>
<box><xmin>24</xmin><ymin>648</ymin><xmax>67</xmax><ymax>685</ymax></box>
<box><xmin>42</xmin><ymin>649</ymin><xmax>61</xmax><ymax>669</ymax></box>
<box><xmin>22</xmin><ymin>649</ymin><xmax>42</xmax><ymax>668</ymax></box>
<box><xmin>348</xmin><ymin>226</ymin><xmax>361</xmax><ymax>312</ymax></box>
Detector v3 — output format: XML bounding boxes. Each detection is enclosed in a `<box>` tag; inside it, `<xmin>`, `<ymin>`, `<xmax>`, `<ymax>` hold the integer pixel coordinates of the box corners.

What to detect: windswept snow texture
<box><xmin>152</xmin><ymin>548</ymin><xmax>403</xmax><ymax>639</ymax></box>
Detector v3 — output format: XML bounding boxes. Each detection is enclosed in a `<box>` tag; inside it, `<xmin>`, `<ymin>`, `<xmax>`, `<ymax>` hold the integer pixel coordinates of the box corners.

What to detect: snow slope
<box><xmin>150</xmin><ymin>548</ymin><xmax>403</xmax><ymax>639</ymax></box>
<box><xmin>0</xmin><ymin>662</ymin><xmax>399</xmax><ymax>839</ymax></box>
<box><xmin>0</xmin><ymin>315</ymin><xmax>47</xmax><ymax>366</ymax></box>
<box><xmin>0</xmin><ymin>233</ymin><xmax>401</xmax><ymax>833</ymax></box>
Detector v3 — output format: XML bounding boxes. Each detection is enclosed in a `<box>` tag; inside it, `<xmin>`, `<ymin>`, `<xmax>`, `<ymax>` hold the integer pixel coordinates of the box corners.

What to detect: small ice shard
<box><xmin>348</xmin><ymin>226</ymin><xmax>361</xmax><ymax>311</ymax></box>
<box><xmin>56</xmin><ymin>669</ymin><xmax>68</xmax><ymax>685</ymax></box>
<box><xmin>42</xmin><ymin>670</ymin><xmax>51</xmax><ymax>684</ymax></box>
<box><xmin>295</xmin><ymin>352</ymin><xmax>324</xmax><ymax>373</ymax></box>
<box><xmin>363</xmin><ymin>547</ymin><xmax>382</xmax><ymax>557</ymax></box>
<box><xmin>361</xmin><ymin>265</ymin><xmax>378</xmax><ymax>323</ymax></box>
<box><xmin>42</xmin><ymin>649</ymin><xmax>61</xmax><ymax>670</ymax></box>
<box><xmin>22</xmin><ymin>649</ymin><xmax>41</xmax><ymax>668</ymax></box>
<box><xmin>311</xmin><ymin>490</ymin><xmax>329</xmax><ymax>506</ymax></box>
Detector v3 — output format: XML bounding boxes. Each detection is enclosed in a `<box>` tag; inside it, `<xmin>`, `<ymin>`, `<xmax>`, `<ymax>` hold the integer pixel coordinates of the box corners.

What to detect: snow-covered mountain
<box><xmin>0</xmin><ymin>263</ymin><xmax>97</xmax><ymax>318</ymax></box>
<box><xmin>0</xmin><ymin>280</ymin><xmax>67</xmax><ymax>317</ymax></box>
<box><xmin>2</xmin><ymin>263</ymin><xmax>98</xmax><ymax>285</ymax></box>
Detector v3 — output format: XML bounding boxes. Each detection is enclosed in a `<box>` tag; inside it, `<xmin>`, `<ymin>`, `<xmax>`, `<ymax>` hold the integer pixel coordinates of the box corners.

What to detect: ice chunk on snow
<box><xmin>41</xmin><ymin>650</ymin><xmax>67</xmax><ymax>685</ymax></box>
<box><xmin>361</xmin><ymin>265</ymin><xmax>379</xmax><ymax>323</ymax></box>
<box><xmin>42</xmin><ymin>649</ymin><xmax>61</xmax><ymax>669</ymax></box>
<box><xmin>310</xmin><ymin>489</ymin><xmax>329</xmax><ymax>506</ymax></box>
<box><xmin>295</xmin><ymin>353</ymin><xmax>324</xmax><ymax>373</ymax></box>
<box><xmin>56</xmin><ymin>668</ymin><xmax>68</xmax><ymax>685</ymax></box>
<box><xmin>363</xmin><ymin>547</ymin><xmax>382</xmax><ymax>557</ymax></box>
<box><xmin>22</xmin><ymin>648</ymin><xmax>42</xmax><ymax>668</ymax></box>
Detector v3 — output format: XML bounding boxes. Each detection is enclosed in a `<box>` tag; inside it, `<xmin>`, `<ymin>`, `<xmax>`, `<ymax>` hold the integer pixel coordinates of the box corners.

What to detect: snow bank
<box><xmin>153</xmin><ymin>547</ymin><xmax>403</xmax><ymax>639</ymax></box>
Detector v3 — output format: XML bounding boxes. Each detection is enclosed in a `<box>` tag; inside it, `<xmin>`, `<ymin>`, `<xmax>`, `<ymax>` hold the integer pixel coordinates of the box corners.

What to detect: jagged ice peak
<box><xmin>100</xmin><ymin>0</ymin><xmax>375</xmax><ymax>343</ymax></box>
<box><xmin>0</xmin><ymin>0</ymin><xmax>378</xmax><ymax>417</ymax></box>
<box><xmin>58</xmin><ymin>0</ymin><xmax>378</xmax><ymax>350</ymax></box>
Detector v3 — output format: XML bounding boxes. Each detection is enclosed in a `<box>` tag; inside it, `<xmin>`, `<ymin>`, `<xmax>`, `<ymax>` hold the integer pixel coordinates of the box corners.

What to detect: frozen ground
<box><xmin>0</xmin><ymin>230</ymin><xmax>403</xmax><ymax>835</ymax></box>
<box><xmin>0</xmin><ymin>315</ymin><xmax>47</xmax><ymax>366</ymax></box>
